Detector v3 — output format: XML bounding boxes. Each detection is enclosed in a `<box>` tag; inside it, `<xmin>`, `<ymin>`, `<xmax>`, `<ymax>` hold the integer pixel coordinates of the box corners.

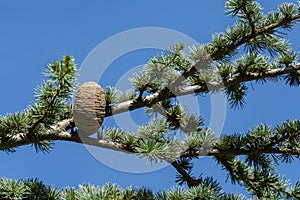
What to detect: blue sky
<box><xmin>0</xmin><ymin>0</ymin><xmax>300</xmax><ymax>194</ymax></box>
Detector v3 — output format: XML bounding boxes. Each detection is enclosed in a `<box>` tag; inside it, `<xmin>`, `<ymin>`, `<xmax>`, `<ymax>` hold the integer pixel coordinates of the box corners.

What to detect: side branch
<box><xmin>105</xmin><ymin>64</ymin><xmax>300</xmax><ymax>117</ymax></box>
<box><xmin>171</xmin><ymin>161</ymin><xmax>201</xmax><ymax>188</ymax></box>
<box><xmin>211</xmin><ymin>13</ymin><xmax>300</xmax><ymax>59</ymax></box>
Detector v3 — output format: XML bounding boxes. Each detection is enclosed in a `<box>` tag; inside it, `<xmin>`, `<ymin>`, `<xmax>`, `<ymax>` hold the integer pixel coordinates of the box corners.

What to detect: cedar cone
<box><xmin>73</xmin><ymin>82</ymin><xmax>106</xmax><ymax>135</ymax></box>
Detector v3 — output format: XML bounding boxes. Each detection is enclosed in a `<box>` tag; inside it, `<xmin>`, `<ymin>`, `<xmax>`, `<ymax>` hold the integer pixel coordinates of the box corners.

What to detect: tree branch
<box><xmin>180</xmin><ymin>147</ymin><xmax>300</xmax><ymax>158</ymax></box>
<box><xmin>105</xmin><ymin>64</ymin><xmax>300</xmax><ymax>117</ymax></box>
<box><xmin>104</xmin><ymin>12</ymin><xmax>300</xmax><ymax>117</ymax></box>
<box><xmin>0</xmin><ymin>119</ymin><xmax>131</xmax><ymax>155</ymax></box>
<box><xmin>2</xmin><ymin>118</ymin><xmax>300</xmax><ymax>164</ymax></box>
<box><xmin>241</xmin><ymin>2</ymin><xmax>256</xmax><ymax>34</ymax></box>
<box><xmin>210</xmin><ymin>13</ymin><xmax>300</xmax><ymax>59</ymax></box>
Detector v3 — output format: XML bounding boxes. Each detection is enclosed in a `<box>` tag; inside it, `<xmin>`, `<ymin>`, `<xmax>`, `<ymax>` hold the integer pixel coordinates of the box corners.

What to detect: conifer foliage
<box><xmin>1</xmin><ymin>0</ymin><xmax>300</xmax><ymax>199</ymax></box>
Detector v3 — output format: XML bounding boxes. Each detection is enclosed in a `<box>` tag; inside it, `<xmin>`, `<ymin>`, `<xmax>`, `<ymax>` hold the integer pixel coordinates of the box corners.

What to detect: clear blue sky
<box><xmin>0</xmin><ymin>0</ymin><xmax>299</xmax><ymax>194</ymax></box>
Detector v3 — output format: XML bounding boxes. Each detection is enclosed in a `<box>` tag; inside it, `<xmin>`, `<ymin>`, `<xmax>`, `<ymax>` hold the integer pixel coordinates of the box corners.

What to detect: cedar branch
<box><xmin>105</xmin><ymin>64</ymin><xmax>300</xmax><ymax>116</ymax></box>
